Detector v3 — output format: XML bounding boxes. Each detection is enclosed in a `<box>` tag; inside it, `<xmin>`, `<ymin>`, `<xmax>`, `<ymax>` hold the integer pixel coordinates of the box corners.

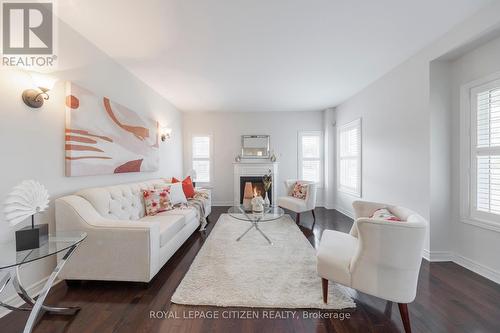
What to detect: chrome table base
<box><xmin>236</xmin><ymin>222</ymin><xmax>273</xmax><ymax>245</ymax></box>
<box><xmin>0</xmin><ymin>245</ymin><xmax>80</xmax><ymax>333</ymax></box>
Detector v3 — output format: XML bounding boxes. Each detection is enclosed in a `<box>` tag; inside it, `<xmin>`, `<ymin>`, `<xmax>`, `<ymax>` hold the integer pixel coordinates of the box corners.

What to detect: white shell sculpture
<box><xmin>3</xmin><ymin>180</ymin><xmax>49</xmax><ymax>226</ymax></box>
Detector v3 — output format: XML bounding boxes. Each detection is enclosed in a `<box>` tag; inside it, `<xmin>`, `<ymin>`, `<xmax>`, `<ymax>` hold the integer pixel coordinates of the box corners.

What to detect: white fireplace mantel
<box><xmin>233</xmin><ymin>161</ymin><xmax>279</xmax><ymax>206</ymax></box>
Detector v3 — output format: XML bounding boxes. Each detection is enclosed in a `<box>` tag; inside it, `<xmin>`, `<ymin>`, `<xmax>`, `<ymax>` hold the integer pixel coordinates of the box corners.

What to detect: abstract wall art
<box><xmin>65</xmin><ymin>82</ymin><xmax>159</xmax><ymax>176</ymax></box>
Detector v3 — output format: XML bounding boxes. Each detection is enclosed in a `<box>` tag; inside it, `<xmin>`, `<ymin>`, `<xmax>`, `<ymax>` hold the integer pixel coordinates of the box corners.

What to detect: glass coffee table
<box><xmin>0</xmin><ymin>231</ymin><xmax>87</xmax><ymax>333</ymax></box>
<box><xmin>228</xmin><ymin>205</ymin><xmax>284</xmax><ymax>245</ymax></box>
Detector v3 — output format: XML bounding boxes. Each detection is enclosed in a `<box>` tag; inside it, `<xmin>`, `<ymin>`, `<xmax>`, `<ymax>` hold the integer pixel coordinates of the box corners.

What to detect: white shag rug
<box><xmin>171</xmin><ymin>214</ymin><xmax>356</xmax><ymax>309</ymax></box>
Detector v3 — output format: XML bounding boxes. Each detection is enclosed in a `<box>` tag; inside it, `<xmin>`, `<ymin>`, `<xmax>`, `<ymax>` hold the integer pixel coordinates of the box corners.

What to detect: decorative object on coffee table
<box><xmin>251</xmin><ymin>196</ymin><xmax>264</xmax><ymax>213</ymax></box>
<box><xmin>242</xmin><ymin>182</ymin><xmax>253</xmax><ymax>210</ymax></box>
<box><xmin>262</xmin><ymin>170</ymin><xmax>272</xmax><ymax>206</ymax></box>
<box><xmin>3</xmin><ymin>180</ymin><xmax>49</xmax><ymax>251</ymax></box>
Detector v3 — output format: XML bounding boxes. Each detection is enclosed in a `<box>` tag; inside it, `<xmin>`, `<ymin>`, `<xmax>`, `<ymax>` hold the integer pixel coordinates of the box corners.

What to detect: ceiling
<box><xmin>58</xmin><ymin>0</ymin><xmax>494</xmax><ymax>112</ymax></box>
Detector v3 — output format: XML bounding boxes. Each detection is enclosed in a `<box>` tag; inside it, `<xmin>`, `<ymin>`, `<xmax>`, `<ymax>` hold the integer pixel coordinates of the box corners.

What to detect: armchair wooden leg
<box><xmin>310</xmin><ymin>209</ymin><xmax>316</xmax><ymax>229</ymax></box>
<box><xmin>296</xmin><ymin>213</ymin><xmax>301</xmax><ymax>225</ymax></box>
<box><xmin>321</xmin><ymin>278</ymin><xmax>328</xmax><ymax>303</ymax></box>
<box><xmin>398</xmin><ymin>303</ymin><xmax>411</xmax><ymax>333</ymax></box>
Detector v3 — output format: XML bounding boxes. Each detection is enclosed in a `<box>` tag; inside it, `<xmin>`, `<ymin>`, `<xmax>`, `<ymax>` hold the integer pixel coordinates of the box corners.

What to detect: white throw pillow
<box><xmin>168</xmin><ymin>182</ymin><xmax>187</xmax><ymax>205</ymax></box>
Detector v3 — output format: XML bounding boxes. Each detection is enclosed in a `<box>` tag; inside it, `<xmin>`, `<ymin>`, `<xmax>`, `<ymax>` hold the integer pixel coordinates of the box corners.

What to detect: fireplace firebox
<box><xmin>239</xmin><ymin>176</ymin><xmax>272</xmax><ymax>204</ymax></box>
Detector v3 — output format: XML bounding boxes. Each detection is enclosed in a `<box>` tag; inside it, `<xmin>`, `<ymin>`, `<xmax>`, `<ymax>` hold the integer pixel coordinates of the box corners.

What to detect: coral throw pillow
<box><xmin>291</xmin><ymin>182</ymin><xmax>308</xmax><ymax>200</ymax></box>
<box><xmin>142</xmin><ymin>188</ymin><xmax>173</xmax><ymax>216</ymax></box>
<box><xmin>172</xmin><ymin>176</ymin><xmax>196</xmax><ymax>198</ymax></box>
<box><xmin>371</xmin><ymin>208</ymin><xmax>402</xmax><ymax>222</ymax></box>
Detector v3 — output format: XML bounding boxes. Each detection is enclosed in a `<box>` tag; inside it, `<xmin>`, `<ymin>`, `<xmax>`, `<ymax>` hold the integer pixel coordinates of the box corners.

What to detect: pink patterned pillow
<box><xmin>370</xmin><ymin>208</ymin><xmax>402</xmax><ymax>222</ymax></box>
<box><xmin>142</xmin><ymin>188</ymin><xmax>173</xmax><ymax>216</ymax></box>
<box><xmin>291</xmin><ymin>182</ymin><xmax>308</xmax><ymax>200</ymax></box>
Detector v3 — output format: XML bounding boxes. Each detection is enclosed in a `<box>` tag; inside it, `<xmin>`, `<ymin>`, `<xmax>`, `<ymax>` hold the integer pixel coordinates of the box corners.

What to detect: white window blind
<box><xmin>192</xmin><ymin>136</ymin><xmax>211</xmax><ymax>183</ymax></box>
<box><xmin>338</xmin><ymin>118</ymin><xmax>361</xmax><ymax>196</ymax></box>
<box><xmin>298</xmin><ymin>131</ymin><xmax>323</xmax><ymax>185</ymax></box>
<box><xmin>472</xmin><ymin>83</ymin><xmax>500</xmax><ymax>218</ymax></box>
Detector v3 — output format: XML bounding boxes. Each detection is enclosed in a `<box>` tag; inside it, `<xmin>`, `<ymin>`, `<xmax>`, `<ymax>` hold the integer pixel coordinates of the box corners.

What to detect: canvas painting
<box><xmin>65</xmin><ymin>82</ymin><xmax>159</xmax><ymax>176</ymax></box>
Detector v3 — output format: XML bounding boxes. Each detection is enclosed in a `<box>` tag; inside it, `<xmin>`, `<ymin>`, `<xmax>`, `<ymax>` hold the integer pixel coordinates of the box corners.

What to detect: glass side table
<box><xmin>0</xmin><ymin>231</ymin><xmax>87</xmax><ymax>333</ymax></box>
<box><xmin>228</xmin><ymin>205</ymin><xmax>284</xmax><ymax>244</ymax></box>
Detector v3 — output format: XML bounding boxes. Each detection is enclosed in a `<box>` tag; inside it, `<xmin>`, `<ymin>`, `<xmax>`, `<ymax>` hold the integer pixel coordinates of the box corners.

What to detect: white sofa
<box><xmin>55</xmin><ymin>179</ymin><xmax>211</xmax><ymax>283</ymax></box>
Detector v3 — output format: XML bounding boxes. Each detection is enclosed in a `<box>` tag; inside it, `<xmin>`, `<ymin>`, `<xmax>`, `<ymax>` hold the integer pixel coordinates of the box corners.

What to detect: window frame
<box><xmin>297</xmin><ymin>130</ymin><xmax>324</xmax><ymax>187</ymax></box>
<box><xmin>191</xmin><ymin>134</ymin><xmax>213</xmax><ymax>186</ymax></box>
<box><xmin>460</xmin><ymin>72</ymin><xmax>500</xmax><ymax>233</ymax></box>
<box><xmin>337</xmin><ymin>118</ymin><xmax>362</xmax><ymax>197</ymax></box>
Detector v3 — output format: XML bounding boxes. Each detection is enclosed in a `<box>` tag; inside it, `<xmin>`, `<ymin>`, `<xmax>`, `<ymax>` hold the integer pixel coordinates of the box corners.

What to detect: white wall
<box><xmin>182</xmin><ymin>111</ymin><xmax>328</xmax><ymax>206</ymax></box>
<box><xmin>323</xmin><ymin>108</ymin><xmax>337</xmax><ymax>209</ymax></box>
<box><xmin>0</xmin><ymin>19</ymin><xmax>183</xmax><ymax>309</ymax></box>
<box><xmin>429</xmin><ymin>60</ymin><xmax>453</xmax><ymax>255</ymax></box>
<box><xmin>450</xmin><ymin>35</ymin><xmax>500</xmax><ymax>279</ymax></box>
<box><xmin>335</xmin><ymin>56</ymin><xmax>430</xmax><ymax>226</ymax></box>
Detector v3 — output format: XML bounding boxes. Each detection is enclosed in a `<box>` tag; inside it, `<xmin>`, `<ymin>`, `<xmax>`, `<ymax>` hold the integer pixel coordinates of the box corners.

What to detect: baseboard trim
<box><xmin>422</xmin><ymin>249</ymin><xmax>430</xmax><ymax>261</ymax></box>
<box><xmin>334</xmin><ymin>206</ymin><xmax>354</xmax><ymax>219</ymax></box>
<box><xmin>211</xmin><ymin>201</ymin><xmax>233</xmax><ymax>206</ymax></box>
<box><xmin>424</xmin><ymin>250</ymin><xmax>454</xmax><ymax>262</ymax></box>
<box><xmin>0</xmin><ymin>278</ymin><xmax>62</xmax><ymax>319</ymax></box>
<box><xmin>453</xmin><ymin>254</ymin><xmax>500</xmax><ymax>284</ymax></box>
<box><xmin>423</xmin><ymin>250</ymin><xmax>500</xmax><ymax>284</ymax></box>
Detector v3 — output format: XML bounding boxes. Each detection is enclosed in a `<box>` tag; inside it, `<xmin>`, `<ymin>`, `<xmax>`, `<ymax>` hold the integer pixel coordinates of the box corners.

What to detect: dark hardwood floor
<box><xmin>2</xmin><ymin>207</ymin><xmax>500</xmax><ymax>333</ymax></box>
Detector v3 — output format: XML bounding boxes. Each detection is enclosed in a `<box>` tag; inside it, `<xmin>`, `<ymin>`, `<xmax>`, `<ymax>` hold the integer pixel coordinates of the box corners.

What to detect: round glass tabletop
<box><xmin>0</xmin><ymin>231</ymin><xmax>87</xmax><ymax>269</ymax></box>
<box><xmin>228</xmin><ymin>205</ymin><xmax>284</xmax><ymax>223</ymax></box>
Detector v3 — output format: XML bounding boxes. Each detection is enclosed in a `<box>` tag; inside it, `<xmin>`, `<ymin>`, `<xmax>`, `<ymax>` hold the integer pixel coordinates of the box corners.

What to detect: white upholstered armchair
<box><xmin>317</xmin><ymin>200</ymin><xmax>427</xmax><ymax>333</ymax></box>
<box><xmin>277</xmin><ymin>180</ymin><xmax>317</xmax><ymax>227</ymax></box>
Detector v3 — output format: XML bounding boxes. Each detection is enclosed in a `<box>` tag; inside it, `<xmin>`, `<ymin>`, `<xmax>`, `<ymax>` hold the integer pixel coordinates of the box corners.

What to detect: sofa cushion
<box><xmin>77</xmin><ymin>180</ymin><xmax>165</xmax><ymax>220</ymax></box>
<box><xmin>141</xmin><ymin>212</ymin><xmax>186</xmax><ymax>247</ymax></box>
<box><xmin>156</xmin><ymin>183</ymin><xmax>187</xmax><ymax>205</ymax></box>
<box><xmin>370</xmin><ymin>208</ymin><xmax>402</xmax><ymax>222</ymax></box>
<box><xmin>291</xmin><ymin>182</ymin><xmax>308</xmax><ymax>200</ymax></box>
<box><xmin>160</xmin><ymin>207</ymin><xmax>197</xmax><ymax>222</ymax></box>
<box><xmin>142</xmin><ymin>188</ymin><xmax>173</xmax><ymax>216</ymax></box>
<box><xmin>317</xmin><ymin>230</ymin><xmax>357</xmax><ymax>286</ymax></box>
<box><xmin>172</xmin><ymin>176</ymin><xmax>196</xmax><ymax>198</ymax></box>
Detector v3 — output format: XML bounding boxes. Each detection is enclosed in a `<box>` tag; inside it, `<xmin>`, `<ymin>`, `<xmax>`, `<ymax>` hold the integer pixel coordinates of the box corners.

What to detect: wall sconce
<box><xmin>22</xmin><ymin>72</ymin><xmax>57</xmax><ymax>108</ymax></box>
<box><xmin>160</xmin><ymin>127</ymin><xmax>172</xmax><ymax>142</ymax></box>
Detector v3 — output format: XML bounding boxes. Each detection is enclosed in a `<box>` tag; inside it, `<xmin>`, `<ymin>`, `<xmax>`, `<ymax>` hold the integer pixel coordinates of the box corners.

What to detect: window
<box><xmin>298</xmin><ymin>131</ymin><xmax>323</xmax><ymax>185</ymax></box>
<box><xmin>469</xmin><ymin>79</ymin><xmax>500</xmax><ymax>223</ymax></box>
<box><xmin>338</xmin><ymin>118</ymin><xmax>361</xmax><ymax>196</ymax></box>
<box><xmin>191</xmin><ymin>135</ymin><xmax>211</xmax><ymax>184</ymax></box>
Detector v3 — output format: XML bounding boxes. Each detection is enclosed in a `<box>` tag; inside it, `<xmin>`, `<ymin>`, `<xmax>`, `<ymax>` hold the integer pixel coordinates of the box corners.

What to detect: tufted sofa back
<box><xmin>76</xmin><ymin>179</ymin><xmax>167</xmax><ymax>220</ymax></box>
